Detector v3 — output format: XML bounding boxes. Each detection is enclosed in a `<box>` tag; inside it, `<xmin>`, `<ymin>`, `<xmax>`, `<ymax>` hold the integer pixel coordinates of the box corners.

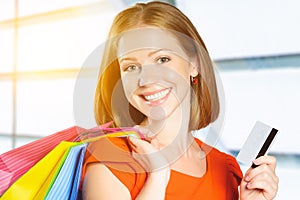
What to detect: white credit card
<box><xmin>236</xmin><ymin>121</ymin><xmax>278</xmax><ymax>167</ymax></box>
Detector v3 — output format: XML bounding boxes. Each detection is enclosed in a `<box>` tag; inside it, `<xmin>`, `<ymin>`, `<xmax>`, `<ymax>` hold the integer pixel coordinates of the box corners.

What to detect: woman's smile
<box><xmin>141</xmin><ymin>87</ymin><xmax>172</xmax><ymax>106</ymax></box>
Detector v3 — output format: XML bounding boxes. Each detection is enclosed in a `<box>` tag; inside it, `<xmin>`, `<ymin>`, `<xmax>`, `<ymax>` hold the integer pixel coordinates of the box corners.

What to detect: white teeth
<box><xmin>144</xmin><ymin>88</ymin><xmax>170</xmax><ymax>101</ymax></box>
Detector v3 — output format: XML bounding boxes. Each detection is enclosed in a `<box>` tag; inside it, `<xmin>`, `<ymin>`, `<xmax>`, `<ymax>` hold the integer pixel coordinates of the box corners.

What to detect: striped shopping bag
<box><xmin>0</xmin><ymin>126</ymin><xmax>83</xmax><ymax>196</ymax></box>
<box><xmin>0</xmin><ymin>141</ymin><xmax>81</xmax><ymax>199</ymax></box>
<box><xmin>0</xmin><ymin>124</ymin><xmax>144</xmax><ymax>199</ymax></box>
<box><xmin>0</xmin><ymin>122</ymin><xmax>113</xmax><ymax>196</ymax></box>
<box><xmin>45</xmin><ymin>143</ymin><xmax>87</xmax><ymax>200</ymax></box>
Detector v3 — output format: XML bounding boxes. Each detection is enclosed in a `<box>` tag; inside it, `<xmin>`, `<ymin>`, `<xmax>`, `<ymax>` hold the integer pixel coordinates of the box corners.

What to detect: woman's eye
<box><xmin>157</xmin><ymin>56</ymin><xmax>170</xmax><ymax>64</ymax></box>
<box><xmin>124</xmin><ymin>64</ymin><xmax>140</xmax><ymax>72</ymax></box>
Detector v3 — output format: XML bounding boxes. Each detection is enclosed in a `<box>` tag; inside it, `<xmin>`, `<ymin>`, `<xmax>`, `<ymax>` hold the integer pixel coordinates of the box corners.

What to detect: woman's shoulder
<box><xmin>82</xmin><ymin>137</ymin><xmax>147</xmax><ymax>198</ymax></box>
<box><xmin>194</xmin><ymin>138</ymin><xmax>243</xmax><ymax>180</ymax></box>
<box><xmin>86</xmin><ymin>137</ymin><xmax>144</xmax><ymax>171</ymax></box>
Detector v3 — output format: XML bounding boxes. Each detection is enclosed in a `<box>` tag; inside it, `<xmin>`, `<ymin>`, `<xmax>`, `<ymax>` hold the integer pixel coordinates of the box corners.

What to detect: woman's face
<box><xmin>117</xmin><ymin>28</ymin><xmax>198</xmax><ymax>122</ymax></box>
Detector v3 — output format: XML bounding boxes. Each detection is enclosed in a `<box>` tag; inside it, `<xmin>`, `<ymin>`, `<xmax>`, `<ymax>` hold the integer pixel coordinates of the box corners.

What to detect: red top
<box><xmin>81</xmin><ymin>137</ymin><xmax>243</xmax><ymax>200</ymax></box>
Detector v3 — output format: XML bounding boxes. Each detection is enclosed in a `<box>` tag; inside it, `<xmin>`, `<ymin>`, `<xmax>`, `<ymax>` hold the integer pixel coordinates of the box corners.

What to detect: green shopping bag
<box><xmin>0</xmin><ymin>126</ymin><xmax>144</xmax><ymax>200</ymax></box>
<box><xmin>0</xmin><ymin>141</ymin><xmax>79</xmax><ymax>200</ymax></box>
<box><xmin>45</xmin><ymin>143</ymin><xmax>87</xmax><ymax>200</ymax></box>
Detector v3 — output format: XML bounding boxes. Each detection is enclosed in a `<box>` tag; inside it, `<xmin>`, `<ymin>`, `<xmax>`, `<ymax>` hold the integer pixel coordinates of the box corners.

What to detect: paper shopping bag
<box><xmin>0</xmin><ymin>126</ymin><xmax>84</xmax><ymax>196</ymax></box>
<box><xmin>0</xmin><ymin>124</ymin><xmax>143</xmax><ymax>199</ymax></box>
<box><xmin>45</xmin><ymin>143</ymin><xmax>87</xmax><ymax>200</ymax></box>
<box><xmin>0</xmin><ymin>141</ymin><xmax>80</xmax><ymax>200</ymax></box>
<box><xmin>0</xmin><ymin>122</ymin><xmax>113</xmax><ymax>196</ymax></box>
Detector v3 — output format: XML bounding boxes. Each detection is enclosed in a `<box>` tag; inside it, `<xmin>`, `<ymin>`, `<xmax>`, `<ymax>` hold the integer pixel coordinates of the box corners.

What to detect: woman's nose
<box><xmin>138</xmin><ymin>64</ymin><xmax>160</xmax><ymax>87</ymax></box>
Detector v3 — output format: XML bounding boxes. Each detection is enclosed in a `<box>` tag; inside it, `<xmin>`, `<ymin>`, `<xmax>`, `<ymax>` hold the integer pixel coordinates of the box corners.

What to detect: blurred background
<box><xmin>0</xmin><ymin>0</ymin><xmax>299</xmax><ymax>199</ymax></box>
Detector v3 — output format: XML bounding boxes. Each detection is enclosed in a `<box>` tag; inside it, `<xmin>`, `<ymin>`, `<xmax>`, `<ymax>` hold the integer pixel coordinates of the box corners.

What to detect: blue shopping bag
<box><xmin>45</xmin><ymin>143</ymin><xmax>87</xmax><ymax>200</ymax></box>
<box><xmin>0</xmin><ymin>124</ymin><xmax>144</xmax><ymax>200</ymax></box>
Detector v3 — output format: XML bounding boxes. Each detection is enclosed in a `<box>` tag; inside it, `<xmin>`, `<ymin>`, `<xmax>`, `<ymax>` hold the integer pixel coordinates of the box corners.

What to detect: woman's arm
<box><xmin>128</xmin><ymin>136</ymin><xmax>170</xmax><ymax>200</ymax></box>
<box><xmin>135</xmin><ymin>170</ymin><xmax>170</xmax><ymax>200</ymax></box>
<box><xmin>82</xmin><ymin>163</ymin><xmax>131</xmax><ymax>200</ymax></box>
<box><xmin>83</xmin><ymin>136</ymin><xmax>170</xmax><ymax>200</ymax></box>
<box><xmin>83</xmin><ymin>162</ymin><xmax>170</xmax><ymax>200</ymax></box>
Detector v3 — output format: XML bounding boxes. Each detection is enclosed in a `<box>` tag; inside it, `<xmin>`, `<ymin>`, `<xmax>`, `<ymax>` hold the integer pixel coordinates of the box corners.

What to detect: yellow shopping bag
<box><xmin>0</xmin><ymin>141</ymin><xmax>80</xmax><ymax>200</ymax></box>
<box><xmin>0</xmin><ymin>125</ymin><xmax>144</xmax><ymax>200</ymax></box>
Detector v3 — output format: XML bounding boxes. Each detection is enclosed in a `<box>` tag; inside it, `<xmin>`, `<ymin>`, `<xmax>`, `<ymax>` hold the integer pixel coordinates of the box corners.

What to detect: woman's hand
<box><xmin>128</xmin><ymin>136</ymin><xmax>170</xmax><ymax>200</ymax></box>
<box><xmin>128</xmin><ymin>136</ymin><xmax>170</xmax><ymax>174</ymax></box>
<box><xmin>240</xmin><ymin>155</ymin><xmax>279</xmax><ymax>200</ymax></box>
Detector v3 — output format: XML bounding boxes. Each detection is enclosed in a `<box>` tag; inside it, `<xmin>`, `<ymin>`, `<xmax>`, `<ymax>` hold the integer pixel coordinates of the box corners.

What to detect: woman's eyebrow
<box><xmin>119</xmin><ymin>49</ymin><xmax>169</xmax><ymax>63</ymax></box>
<box><xmin>119</xmin><ymin>57</ymin><xmax>137</xmax><ymax>63</ymax></box>
<box><xmin>147</xmin><ymin>48</ymin><xmax>166</xmax><ymax>57</ymax></box>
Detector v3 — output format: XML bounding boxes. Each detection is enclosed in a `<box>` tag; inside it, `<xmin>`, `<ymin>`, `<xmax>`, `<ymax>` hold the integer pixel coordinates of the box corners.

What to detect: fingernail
<box><xmin>247</xmin><ymin>182</ymin><xmax>252</xmax><ymax>188</ymax></box>
<box><xmin>253</xmin><ymin>158</ymin><xmax>260</xmax><ymax>164</ymax></box>
<box><xmin>244</xmin><ymin>176</ymin><xmax>250</xmax><ymax>182</ymax></box>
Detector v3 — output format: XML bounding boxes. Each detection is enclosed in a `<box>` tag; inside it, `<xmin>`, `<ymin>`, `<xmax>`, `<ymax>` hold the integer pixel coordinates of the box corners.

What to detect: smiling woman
<box><xmin>118</xmin><ymin>44</ymin><xmax>197</xmax><ymax>122</ymax></box>
<box><xmin>82</xmin><ymin>1</ymin><xmax>279</xmax><ymax>200</ymax></box>
<box><xmin>94</xmin><ymin>27</ymin><xmax>219</xmax><ymax>131</ymax></box>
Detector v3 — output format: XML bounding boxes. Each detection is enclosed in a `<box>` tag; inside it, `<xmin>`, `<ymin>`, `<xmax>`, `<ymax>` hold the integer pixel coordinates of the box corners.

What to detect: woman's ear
<box><xmin>189</xmin><ymin>56</ymin><xmax>199</xmax><ymax>77</ymax></box>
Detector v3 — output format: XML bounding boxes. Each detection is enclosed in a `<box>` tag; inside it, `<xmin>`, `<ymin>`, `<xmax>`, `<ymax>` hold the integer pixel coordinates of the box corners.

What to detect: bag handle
<box><xmin>73</xmin><ymin>122</ymin><xmax>145</xmax><ymax>143</ymax></box>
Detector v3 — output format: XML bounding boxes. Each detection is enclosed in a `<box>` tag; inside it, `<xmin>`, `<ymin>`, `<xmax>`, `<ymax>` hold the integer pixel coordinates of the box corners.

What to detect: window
<box><xmin>0</xmin><ymin>0</ymin><xmax>116</xmax><ymax>152</ymax></box>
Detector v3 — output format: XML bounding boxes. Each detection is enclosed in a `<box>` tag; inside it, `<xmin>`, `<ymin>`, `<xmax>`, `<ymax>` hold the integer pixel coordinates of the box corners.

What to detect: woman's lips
<box><xmin>141</xmin><ymin>88</ymin><xmax>172</xmax><ymax>106</ymax></box>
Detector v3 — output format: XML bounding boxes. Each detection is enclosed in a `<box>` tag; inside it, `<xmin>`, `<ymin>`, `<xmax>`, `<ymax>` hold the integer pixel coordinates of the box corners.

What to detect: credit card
<box><xmin>236</xmin><ymin>121</ymin><xmax>278</xmax><ymax>167</ymax></box>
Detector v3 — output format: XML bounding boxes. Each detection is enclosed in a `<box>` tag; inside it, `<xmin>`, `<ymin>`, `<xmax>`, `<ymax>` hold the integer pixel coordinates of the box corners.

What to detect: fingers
<box><xmin>245</xmin><ymin>166</ymin><xmax>278</xmax><ymax>188</ymax></box>
<box><xmin>133</xmin><ymin>125</ymin><xmax>157</xmax><ymax>141</ymax></box>
<box><xmin>253</xmin><ymin>155</ymin><xmax>277</xmax><ymax>170</ymax></box>
<box><xmin>127</xmin><ymin>136</ymin><xmax>169</xmax><ymax>172</ymax></box>
<box><xmin>243</xmin><ymin>156</ymin><xmax>279</xmax><ymax>199</ymax></box>
<box><xmin>244</xmin><ymin>155</ymin><xmax>278</xmax><ymax>185</ymax></box>
<box><xmin>128</xmin><ymin>136</ymin><xmax>158</xmax><ymax>154</ymax></box>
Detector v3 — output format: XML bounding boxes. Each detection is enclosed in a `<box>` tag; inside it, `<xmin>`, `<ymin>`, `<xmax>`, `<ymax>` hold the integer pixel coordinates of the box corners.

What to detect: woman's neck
<box><xmin>143</xmin><ymin>94</ymin><xmax>192</xmax><ymax>148</ymax></box>
<box><xmin>138</xmin><ymin>96</ymin><xmax>197</xmax><ymax>170</ymax></box>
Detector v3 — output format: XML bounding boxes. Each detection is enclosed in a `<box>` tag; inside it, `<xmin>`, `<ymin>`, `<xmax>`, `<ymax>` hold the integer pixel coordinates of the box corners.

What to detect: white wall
<box><xmin>179</xmin><ymin>0</ymin><xmax>300</xmax><ymax>59</ymax></box>
<box><xmin>220</xmin><ymin>67</ymin><xmax>300</xmax><ymax>154</ymax></box>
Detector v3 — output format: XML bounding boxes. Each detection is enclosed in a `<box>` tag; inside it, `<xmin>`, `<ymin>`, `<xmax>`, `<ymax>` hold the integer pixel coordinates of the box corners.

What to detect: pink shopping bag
<box><xmin>0</xmin><ymin>122</ymin><xmax>114</xmax><ymax>196</ymax></box>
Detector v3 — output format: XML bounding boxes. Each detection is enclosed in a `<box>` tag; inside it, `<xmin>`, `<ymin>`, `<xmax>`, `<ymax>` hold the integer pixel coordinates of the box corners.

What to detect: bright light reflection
<box><xmin>18</xmin><ymin>0</ymin><xmax>105</xmax><ymax>17</ymax></box>
<box><xmin>16</xmin><ymin>79</ymin><xmax>75</xmax><ymax>136</ymax></box>
<box><xmin>17</xmin><ymin>13</ymin><xmax>114</xmax><ymax>71</ymax></box>
<box><xmin>0</xmin><ymin>0</ymin><xmax>14</xmax><ymax>21</ymax></box>
<box><xmin>0</xmin><ymin>81</ymin><xmax>13</xmax><ymax>134</ymax></box>
<box><xmin>0</xmin><ymin>29</ymin><xmax>14</xmax><ymax>73</ymax></box>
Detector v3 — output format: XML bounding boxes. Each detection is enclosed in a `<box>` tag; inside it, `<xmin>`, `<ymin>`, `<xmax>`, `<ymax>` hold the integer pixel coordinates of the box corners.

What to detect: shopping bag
<box><xmin>0</xmin><ymin>122</ymin><xmax>113</xmax><ymax>196</ymax></box>
<box><xmin>0</xmin><ymin>125</ymin><xmax>143</xmax><ymax>199</ymax></box>
<box><xmin>0</xmin><ymin>126</ymin><xmax>83</xmax><ymax>196</ymax></box>
<box><xmin>0</xmin><ymin>141</ymin><xmax>80</xmax><ymax>199</ymax></box>
<box><xmin>45</xmin><ymin>143</ymin><xmax>87</xmax><ymax>200</ymax></box>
